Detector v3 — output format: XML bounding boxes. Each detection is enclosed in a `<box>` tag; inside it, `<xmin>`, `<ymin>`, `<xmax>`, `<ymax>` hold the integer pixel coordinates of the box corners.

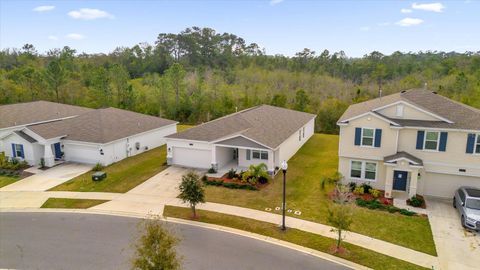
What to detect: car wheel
<box><xmin>453</xmin><ymin>197</ymin><xmax>456</xmax><ymax>208</ymax></box>
<box><xmin>461</xmin><ymin>216</ymin><xmax>467</xmax><ymax>228</ymax></box>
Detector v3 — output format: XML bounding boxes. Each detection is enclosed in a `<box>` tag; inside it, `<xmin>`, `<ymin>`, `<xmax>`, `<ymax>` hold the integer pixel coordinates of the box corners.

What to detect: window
<box><xmin>396</xmin><ymin>105</ymin><xmax>404</xmax><ymax>117</ymax></box>
<box><xmin>476</xmin><ymin>134</ymin><xmax>480</xmax><ymax>154</ymax></box>
<box><xmin>424</xmin><ymin>131</ymin><xmax>439</xmax><ymax>150</ymax></box>
<box><xmin>361</xmin><ymin>128</ymin><xmax>374</xmax><ymax>146</ymax></box>
<box><xmin>302</xmin><ymin>127</ymin><xmax>305</xmax><ymax>138</ymax></box>
<box><xmin>350</xmin><ymin>160</ymin><xmax>377</xmax><ymax>181</ymax></box>
<box><xmin>252</xmin><ymin>150</ymin><xmax>268</xmax><ymax>160</ymax></box>
<box><xmin>365</xmin><ymin>162</ymin><xmax>377</xmax><ymax>180</ymax></box>
<box><xmin>298</xmin><ymin>130</ymin><xmax>302</xmax><ymax>141</ymax></box>
<box><xmin>350</xmin><ymin>161</ymin><xmax>362</xmax><ymax>178</ymax></box>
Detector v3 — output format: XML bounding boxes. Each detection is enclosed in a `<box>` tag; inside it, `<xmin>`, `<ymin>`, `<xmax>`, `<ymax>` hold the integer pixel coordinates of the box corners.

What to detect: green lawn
<box><xmin>41</xmin><ymin>198</ymin><xmax>109</xmax><ymax>209</ymax></box>
<box><xmin>0</xmin><ymin>175</ymin><xmax>18</xmax><ymax>188</ymax></box>
<box><xmin>50</xmin><ymin>146</ymin><xmax>168</xmax><ymax>193</ymax></box>
<box><xmin>204</xmin><ymin>134</ymin><xmax>437</xmax><ymax>256</ymax></box>
<box><xmin>164</xmin><ymin>206</ymin><xmax>428</xmax><ymax>270</ymax></box>
<box><xmin>177</xmin><ymin>124</ymin><xmax>194</xmax><ymax>132</ymax></box>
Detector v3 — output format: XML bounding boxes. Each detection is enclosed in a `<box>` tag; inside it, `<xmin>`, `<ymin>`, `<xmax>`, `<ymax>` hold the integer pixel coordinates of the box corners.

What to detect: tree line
<box><xmin>1</xmin><ymin>26</ymin><xmax>479</xmax><ymax>134</ymax></box>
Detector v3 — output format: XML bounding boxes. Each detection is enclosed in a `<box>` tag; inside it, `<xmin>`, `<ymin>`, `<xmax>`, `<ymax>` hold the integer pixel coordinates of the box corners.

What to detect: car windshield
<box><xmin>466</xmin><ymin>198</ymin><xmax>480</xmax><ymax>210</ymax></box>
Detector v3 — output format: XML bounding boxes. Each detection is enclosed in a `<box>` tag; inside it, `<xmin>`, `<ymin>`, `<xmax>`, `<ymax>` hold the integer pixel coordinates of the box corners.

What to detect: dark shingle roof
<box><xmin>384</xmin><ymin>151</ymin><xmax>423</xmax><ymax>166</ymax></box>
<box><xmin>166</xmin><ymin>105</ymin><xmax>316</xmax><ymax>149</ymax></box>
<box><xmin>0</xmin><ymin>101</ymin><xmax>93</xmax><ymax>129</ymax></box>
<box><xmin>27</xmin><ymin>107</ymin><xmax>177</xmax><ymax>144</ymax></box>
<box><xmin>338</xmin><ymin>89</ymin><xmax>480</xmax><ymax>130</ymax></box>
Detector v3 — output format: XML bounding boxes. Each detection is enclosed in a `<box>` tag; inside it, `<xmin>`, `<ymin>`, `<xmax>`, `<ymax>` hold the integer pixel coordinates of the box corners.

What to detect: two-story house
<box><xmin>337</xmin><ymin>88</ymin><xmax>480</xmax><ymax>199</ymax></box>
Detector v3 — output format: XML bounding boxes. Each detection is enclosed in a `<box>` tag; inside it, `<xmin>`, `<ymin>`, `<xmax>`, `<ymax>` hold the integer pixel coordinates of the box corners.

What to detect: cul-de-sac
<box><xmin>1</xmin><ymin>1</ymin><xmax>479</xmax><ymax>270</ymax></box>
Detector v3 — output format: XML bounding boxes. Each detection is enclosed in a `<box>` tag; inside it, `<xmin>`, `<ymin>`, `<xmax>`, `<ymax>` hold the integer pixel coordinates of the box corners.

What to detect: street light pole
<box><xmin>281</xmin><ymin>160</ymin><xmax>288</xmax><ymax>231</ymax></box>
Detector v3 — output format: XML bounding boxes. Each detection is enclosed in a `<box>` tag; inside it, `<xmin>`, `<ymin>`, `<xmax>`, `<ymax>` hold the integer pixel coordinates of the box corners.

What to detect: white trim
<box><xmin>251</xmin><ymin>150</ymin><xmax>269</xmax><ymax>161</ymax></box>
<box><xmin>384</xmin><ymin>157</ymin><xmax>422</xmax><ymax>165</ymax></box>
<box><xmin>360</xmin><ymin>127</ymin><xmax>375</xmax><ymax>147</ymax></box>
<box><xmin>339</xmin><ymin>154</ymin><xmax>384</xmax><ymax>161</ymax></box>
<box><xmin>394</xmin><ymin>129</ymin><xmax>400</xmax><ymax>153</ymax></box>
<box><xmin>211</xmin><ymin>134</ymin><xmax>273</xmax><ymax>150</ymax></box>
<box><xmin>338</xmin><ymin>111</ymin><xmax>400</xmax><ymax>126</ymax></box>
<box><xmin>215</xmin><ymin>143</ymin><xmax>267</xmax><ymax>152</ymax></box>
<box><xmin>373</xmin><ymin>100</ymin><xmax>454</xmax><ymax>123</ymax></box>
<box><xmin>403</xmin><ymin>126</ymin><xmax>480</xmax><ymax>133</ymax></box>
<box><xmin>349</xmin><ymin>160</ymin><xmax>378</xmax><ymax>182</ymax></box>
<box><xmin>474</xmin><ymin>134</ymin><xmax>480</xmax><ymax>154</ymax></box>
<box><xmin>424</xmin><ymin>167</ymin><xmax>480</xmax><ymax>178</ymax></box>
<box><xmin>384</xmin><ymin>163</ymin><xmax>423</xmax><ymax>169</ymax></box>
<box><xmin>0</xmin><ymin>115</ymin><xmax>79</xmax><ymax>132</ymax></box>
<box><xmin>424</xmin><ymin>161</ymin><xmax>480</xmax><ymax>170</ymax></box>
<box><xmin>423</xmin><ymin>130</ymin><xmax>440</xmax><ymax>151</ymax></box>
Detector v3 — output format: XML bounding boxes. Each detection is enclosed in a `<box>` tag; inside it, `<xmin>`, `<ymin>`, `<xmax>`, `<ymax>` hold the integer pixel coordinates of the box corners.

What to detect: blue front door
<box><xmin>53</xmin><ymin>143</ymin><xmax>62</xmax><ymax>160</ymax></box>
<box><xmin>393</xmin><ymin>170</ymin><xmax>408</xmax><ymax>191</ymax></box>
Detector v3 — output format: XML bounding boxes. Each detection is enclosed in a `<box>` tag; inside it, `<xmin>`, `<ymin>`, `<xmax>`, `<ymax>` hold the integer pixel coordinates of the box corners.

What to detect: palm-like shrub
<box><xmin>247</xmin><ymin>163</ymin><xmax>269</xmax><ymax>184</ymax></box>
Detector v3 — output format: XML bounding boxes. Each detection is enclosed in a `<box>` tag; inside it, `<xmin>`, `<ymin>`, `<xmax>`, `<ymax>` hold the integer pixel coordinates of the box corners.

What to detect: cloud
<box><xmin>48</xmin><ymin>35</ymin><xmax>58</xmax><ymax>41</ymax></box>
<box><xmin>33</xmin><ymin>5</ymin><xmax>55</xmax><ymax>12</ymax></box>
<box><xmin>270</xmin><ymin>0</ymin><xmax>284</xmax><ymax>5</ymax></box>
<box><xmin>396</xmin><ymin>17</ymin><xmax>424</xmax><ymax>27</ymax></box>
<box><xmin>401</xmin><ymin>8</ymin><xmax>412</xmax><ymax>13</ymax></box>
<box><xmin>66</xmin><ymin>33</ymin><xmax>86</xmax><ymax>40</ymax></box>
<box><xmin>360</xmin><ymin>26</ymin><xmax>370</xmax><ymax>31</ymax></box>
<box><xmin>412</xmin><ymin>2</ymin><xmax>445</xmax><ymax>12</ymax></box>
<box><xmin>68</xmin><ymin>8</ymin><xmax>114</xmax><ymax>20</ymax></box>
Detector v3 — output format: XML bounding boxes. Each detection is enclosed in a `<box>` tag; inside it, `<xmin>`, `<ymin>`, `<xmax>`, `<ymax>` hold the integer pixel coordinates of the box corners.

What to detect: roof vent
<box><xmin>400</xmin><ymin>90</ymin><xmax>407</xmax><ymax>93</ymax></box>
<box><xmin>432</xmin><ymin>91</ymin><xmax>437</xmax><ymax>94</ymax></box>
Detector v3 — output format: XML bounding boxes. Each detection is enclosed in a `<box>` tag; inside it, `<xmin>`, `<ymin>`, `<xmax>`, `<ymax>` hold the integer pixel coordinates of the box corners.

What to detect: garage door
<box><xmin>172</xmin><ymin>147</ymin><xmax>211</xmax><ymax>169</ymax></box>
<box><xmin>423</xmin><ymin>172</ymin><xmax>480</xmax><ymax>198</ymax></box>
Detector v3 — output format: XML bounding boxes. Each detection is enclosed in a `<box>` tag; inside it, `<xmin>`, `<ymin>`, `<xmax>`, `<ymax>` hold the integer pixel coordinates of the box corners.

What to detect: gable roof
<box><xmin>166</xmin><ymin>105</ymin><xmax>316</xmax><ymax>149</ymax></box>
<box><xmin>215</xmin><ymin>136</ymin><xmax>268</xmax><ymax>149</ymax></box>
<box><xmin>384</xmin><ymin>151</ymin><xmax>423</xmax><ymax>166</ymax></box>
<box><xmin>338</xmin><ymin>89</ymin><xmax>480</xmax><ymax>131</ymax></box>
<box><xmin>27</xmin><ymin>107</ymin><xmax>177</xmax><ymax>144</ymax></box>
<box><xmin>14</xmin><ymin>130</ymin><xmax>37</xmax><ymax>143</ymax></box>
<box><xmin>0</xmin><ymin>100</ymin><xmax>93</xmax><ymax>129</ymax></box>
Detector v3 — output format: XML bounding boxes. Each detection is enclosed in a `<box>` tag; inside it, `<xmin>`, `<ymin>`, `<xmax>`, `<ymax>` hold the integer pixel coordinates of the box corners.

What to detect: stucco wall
<box><xmin>338</xmin><ymin>156</ymin><xmax>387</xmax><ymax>190</ymax></box>
<box><xmin>277</xmin><ymin>118</ymin><xmax>315</xmax><ymax>167</ymax></box>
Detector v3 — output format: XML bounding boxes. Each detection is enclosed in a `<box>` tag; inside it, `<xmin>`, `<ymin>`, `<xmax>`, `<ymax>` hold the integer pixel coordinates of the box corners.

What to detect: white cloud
<box><xmin>66</xmin><ymin>33</ymin><xmax>86</xmax><ymax>40</ymax></box>
<box><xmin>68</xmin><ymin>8</ymin><xmax>114</xmax><ymax>20</ymax></box>
<box><xmin>33</xmin><ymin>5</ymin><xmax>55</xmax><ymax>12</ymax></box>
<box><xmin>48</xmin><ymin>35</ymin><xmax>58</xmax><ymax>41</ymax></box>
<box><xmin>396</xmin><ymin>17</ymin><xmax>424</xmax><ymax>27</ymax></box>
<box><xmin>401</xmin><ymin>8</ymin><xmax>412</xmax><ymax>13</ymax></box>
<box><xmin>270</xmin><ymin>0</ymin><xmax>284</xmax><ymax>5</ymax></box>
<box><xmin>412</xmin><ymin>2</ymin><xmax>445</xmax><ymax>12</ymax></box>
<box><xmin>360</xmin><ymin>26</ymin><xmax>370</xmax><ymax>31</ymax></box>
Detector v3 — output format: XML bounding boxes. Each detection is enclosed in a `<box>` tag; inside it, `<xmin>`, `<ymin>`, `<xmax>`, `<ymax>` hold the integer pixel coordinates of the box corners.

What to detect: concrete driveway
<box><xmin>0</xmin><ymin>163</ymin><xmax>91</xmax><ymax>192</ymax></box>
<box><xmin>426</xmin><ymin>197</ymin><xmax>480</xmax><ymax>270</ymax></box>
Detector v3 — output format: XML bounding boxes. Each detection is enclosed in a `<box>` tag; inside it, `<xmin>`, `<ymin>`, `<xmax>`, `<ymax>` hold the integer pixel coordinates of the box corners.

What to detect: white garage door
<box><xmin>172</xmin><ymin>147</ymin><xmax>211</xmax><ymax>169</ymax></box>
<box><xmin>423</xmin><ymin>173</ymin><xmax>480</xmax><ymax>198</ymax></box>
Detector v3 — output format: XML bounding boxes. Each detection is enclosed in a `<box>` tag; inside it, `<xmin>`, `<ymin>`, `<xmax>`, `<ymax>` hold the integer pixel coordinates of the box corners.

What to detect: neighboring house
<box><xmin>337</xmin><ymin>88</ymin><xmax>480</xmax><ymax>199</ymax></box>
<box><xmin>0</xmin><ymin>101</ymin><xmax>177</xmax><ymax>167</ymax></box>
<box><xmin>165</xmin><ymin>105</ymin><xmax>316</xmax><ymax>175</ymax></box>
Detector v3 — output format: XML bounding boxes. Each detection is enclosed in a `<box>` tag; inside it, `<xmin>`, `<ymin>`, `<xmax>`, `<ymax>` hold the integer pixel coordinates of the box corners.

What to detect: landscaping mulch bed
<box><xmin>407</xmin><ymin>194</ymin><xmax>427</xmax><ymax>209</ymax></box>
<box><xmin>203</xmin><ymin>173</ymin><xmax>269</xmax><ymax>191</ymax></box>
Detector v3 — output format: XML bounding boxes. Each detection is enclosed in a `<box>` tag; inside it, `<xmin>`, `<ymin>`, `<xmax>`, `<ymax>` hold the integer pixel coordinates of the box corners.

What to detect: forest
<box><xmin>1</xmin><ymin>26</ymin><xmax>479</xmax><ymax>134</ymax></box>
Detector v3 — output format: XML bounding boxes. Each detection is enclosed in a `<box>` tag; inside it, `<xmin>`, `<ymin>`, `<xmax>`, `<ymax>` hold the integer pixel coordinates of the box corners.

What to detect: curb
<box><xmin>1</xmin><ymin>208</ymin><xmax>370</xmax><ymax>270</ymax></box>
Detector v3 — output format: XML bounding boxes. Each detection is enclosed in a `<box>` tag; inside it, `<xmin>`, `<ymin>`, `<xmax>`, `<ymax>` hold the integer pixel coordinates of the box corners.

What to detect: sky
<box><xmin>1</xmin><ymin>0</ymin><xmax>479</xmax><ymax>57</ymax></box>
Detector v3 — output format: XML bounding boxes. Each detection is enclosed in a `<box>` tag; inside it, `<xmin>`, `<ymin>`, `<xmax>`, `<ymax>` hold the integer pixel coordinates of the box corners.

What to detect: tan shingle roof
<box><xmin>0</xmin><ymin>101</ymin><xmax>93</xmax><ymax>129</ymax></box>
<box><xmin>166</xmin><ymin>105</ymin><xmax>316</xmax><ymax>149</ymax></box>
<box><xmin>338</xmin><ymin>89</ymin><xmax>480</xmax><ymax>130</ymax></box>
<box><xmin>28</xmin><ymin>107</ymin><xmax>177</xmax><ymax>144</ymax></box>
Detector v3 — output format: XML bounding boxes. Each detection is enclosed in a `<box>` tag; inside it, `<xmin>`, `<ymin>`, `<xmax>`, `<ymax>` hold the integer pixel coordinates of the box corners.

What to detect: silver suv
<box><xmin>453</xmin><ymin>187</ymin><xmax>480</xmax><ymax>231</ymax></box>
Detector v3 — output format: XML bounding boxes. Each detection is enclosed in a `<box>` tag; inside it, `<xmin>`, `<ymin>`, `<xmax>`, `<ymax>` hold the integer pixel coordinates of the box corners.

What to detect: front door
<box><xmin>393</xmin><ymin>170</ymin><xmax>408</xmax><ymax>191</ymax></box>
<box><xmin>53</xmin><ymin>143</ymin><xmax>62</xmax><ymax>160</ymax></box>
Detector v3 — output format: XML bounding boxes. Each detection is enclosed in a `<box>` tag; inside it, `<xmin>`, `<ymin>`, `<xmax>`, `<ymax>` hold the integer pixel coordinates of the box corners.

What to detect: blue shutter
<box><xmin>11</xmin><ymin>144</ymin><xmax>16</xmax><ymax>157</ymax></box>
<box><xmin>246</xmin><ymin>149</ymin><xmax>251</xmax><ymax>160</ymax></box>
<box><xmin>354</xmin><ymin>128</ymin><xmax>362</xmax><ymax>146</ymax></box>
<box><xmin>19</xmin><ymin>144</ymin><xmax>25</xmax><ymax>158</ymax></box>
<box><xmin>439</xmin><ymin>132</ymin><xmax>448</xmax><ymax>152</ymax></box>
<box><xmin>416</xmin><ymin>131</ymin><xmax>425</xmax><ymax>150</ymax></box>
<box><xmin>466</xmin><ymin>133</ymin><xmax>476</xmax><ymax>154</ymax></box>
<box><xmin>374</xmin><ymin>129</ymin><xmax>382</xmax><ymax>148</ymax></box>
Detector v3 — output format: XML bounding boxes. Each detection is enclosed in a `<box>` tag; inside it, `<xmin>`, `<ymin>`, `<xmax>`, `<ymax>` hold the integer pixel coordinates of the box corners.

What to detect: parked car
<box><xmin>453</xmin><ymin>186</ymin><xmax>480</xmax><ymax>231</ymax></box>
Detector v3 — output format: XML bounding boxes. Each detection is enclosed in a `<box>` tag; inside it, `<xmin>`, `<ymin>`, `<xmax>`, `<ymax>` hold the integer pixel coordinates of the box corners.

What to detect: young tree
<box><xmin>178</xmin><ymin>172</ymin><xmax>205</xmax><ymax>218</ymax></box>
<box><xmin>164</xmin><ymin>63</ymin><xmax>186</xmax><ymax>120</ymax></box>
<box><xmin>294</xmin><ymin>89</ymin><xmax>310</xmax><ymax>112</ymax></box>
<box><xmin>327</xmin><ymin>184</ymin><xmax>354</xmax><ymax>253</ymax></box>
<box><xmin>131</xmin><ymin>217</ymin><xmax>181</xmax><ymax>270</ymax></box>
<box><xmin>44</xmin><ymin>59</ymin><xmax>66</xmax><ymax>102</ymax></box>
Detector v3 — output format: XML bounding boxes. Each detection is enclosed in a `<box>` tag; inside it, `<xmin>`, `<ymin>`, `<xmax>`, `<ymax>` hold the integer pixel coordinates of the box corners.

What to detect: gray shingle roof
<box><xmin>0</xmin><ymin>101</ymin><xmax>93</xmax><ymax>129</ymax></box>
<box><xmin>338</xmin><ymin>89</ymin><xmax>480</xmax><ymax>131</ymax></box>
<box><xmin>384</xmin><ymin>151</ymin><xmax>423</xmax><ymax>166</ymax></box>
<box><xmin>216</xmin><ymin>136</ymin><xmax>268</xmax><ymax>149</ymax></box>
<box><xmin>27</xmin><ymin>107</ymin><xmax>177</xmax><ymax>144</ymax></box>
<box><xmin>166</xmin><ymin>105</ymin><xmax>316</xmax><ymax>149</ymax></box>
<box><xmin>14</xmin><ymin>130</ymin><xmax>37</xmax><ymax>143</ymax></box>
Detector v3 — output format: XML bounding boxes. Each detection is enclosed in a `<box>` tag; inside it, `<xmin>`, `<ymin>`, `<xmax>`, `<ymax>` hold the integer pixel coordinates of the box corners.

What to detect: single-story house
<box><xmin>165</xmin><ymin>105</ymin><xmax>316</xmax><ymax>175</ymax></box>
<box><xmin>0</xmin><ymin>101</ymin><xmax>177</xmax><ymax>167</ymax></box>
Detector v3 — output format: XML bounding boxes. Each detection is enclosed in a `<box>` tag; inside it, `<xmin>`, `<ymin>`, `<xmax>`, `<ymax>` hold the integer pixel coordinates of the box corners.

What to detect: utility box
<box><xmin>92</xmin><ymin>171</ymin><xmax>107</xmax><ymax>181</ymax></box>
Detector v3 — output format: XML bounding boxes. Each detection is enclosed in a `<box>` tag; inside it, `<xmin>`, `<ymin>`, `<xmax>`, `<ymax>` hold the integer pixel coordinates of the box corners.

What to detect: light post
<box><xmin>281</xmin><ymin>160</ymin><xmax>288</xmax><ymax>231</ymax></box>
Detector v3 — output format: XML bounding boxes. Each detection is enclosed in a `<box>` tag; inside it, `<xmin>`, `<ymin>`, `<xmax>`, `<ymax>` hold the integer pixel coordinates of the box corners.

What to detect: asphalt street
<box><xmin>0</xmin><ymin>212</ymin><xmax>350</xmax><ymax>270</ymax></box>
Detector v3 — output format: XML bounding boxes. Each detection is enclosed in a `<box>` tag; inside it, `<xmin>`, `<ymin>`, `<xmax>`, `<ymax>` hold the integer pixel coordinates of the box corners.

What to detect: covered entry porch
<box><xmin>383</xmin><ymin>152</ymin><xmax>423</xmax><ymax>199</ymax></box>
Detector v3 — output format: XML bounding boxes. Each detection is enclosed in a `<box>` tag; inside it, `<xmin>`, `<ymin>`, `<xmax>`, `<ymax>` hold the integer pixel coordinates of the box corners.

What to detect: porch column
<box><xmin>211</xmin><ymin>145</ymin><xmax>217</xmax><ymax>171</ymax></box>
<box><xmin>43</xmin><ymin>144</ymin><xmax>55</xmax><ymax>167</ymax></box>
<box><xmin>408</xmin><ymin>169</ymin><xmax>419</xmax><ymax>198</ymax></box>
<box><xmin>267</xmin><ymin>150</ymin><xmax>275</xmax><ymax>175</ymax></box>
<box><xmin>384</xmin><ymin>165</ymin><xmax>394</xmax><ymax>198</ymax></box>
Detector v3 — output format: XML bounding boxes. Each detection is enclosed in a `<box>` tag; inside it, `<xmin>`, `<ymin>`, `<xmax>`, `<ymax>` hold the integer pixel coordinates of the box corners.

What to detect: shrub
<box><xmin>356</xmin><ymin>198</ymin><xmax>368</xmax><ymax>207</ymax></box>
<box><xmin>348</xmin><ymin>182</ymin><xmax>357</xmax><ymax>192</ymax></box>
<box><xmin>387</xmin><ymin>206</ymin><xmax>401</xmax><ymax>213</ymax></box>
<box><xmin>369</xmin><ymin>189</ymin><xmax>381</xmax><ymax>198</ymax></box>
<box><xmin>353</xmin><ymin>186</ymin><xmax>364</xmax><ymax>195</ymax></box>
<box><xmin>360</xmin><ymin>183</ymin><xmax>372</xmax><ymax>194</ymax></box>
<box><xmin>207</xmin><ymin>166</ymin><xmax>216</xmax><ymax>173</ymax></box>
<box><xmin>227</xmin><ymin>168</ymin><xmax>236</xmax><ymax>179</ymax></box>
<box><xmin>407</xmin><ymin>195</ymin><xmax>424</xmax><ymax>208</ymax></box>
<box><xmin>39</xmin><ymin>158</ymin><xmax>45</xmax><ymax>168</ymax></box>
<box><xmin>258</xmin><ymin>176</ymin><xmax>268</xmax><ymax>184</ymax></box>
<box><xmin>400</xmin><ymin>209</ymin><xmax>416</xmax><ymax>216</ymax></box>
<box><xmin>366</xmin><ymin>199</ymin><xmax>382</xmax><ymax>210</ymax></box>
<box><xmin>92</xmin><ymin>162</ymin><xmax>104</xmax><ymax>171</ymax></box>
